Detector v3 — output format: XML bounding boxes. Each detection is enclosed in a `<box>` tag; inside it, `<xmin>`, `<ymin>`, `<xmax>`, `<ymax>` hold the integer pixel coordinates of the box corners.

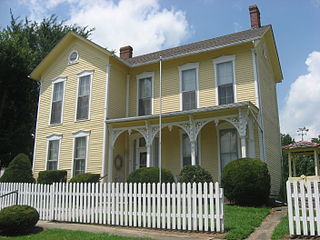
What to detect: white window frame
<box><xmin>178</xmin><ymin>63</ymin><xmax>200</xmax><ymax>111</ymax></box>
<box><xmin>49</xmin><ymin>77</ymin><xmax>67</xmax><ymax>125</ymax></box>
<box><xmin>213</xmin><ymin>55</ymin><xmax>237</xmax><ymax>105</ymax></box>
<box><xmin>45</xmin><ymin>134</ymin><xmax>63</xmax><ymax>170</ymax></box>
<box><xmin>179</xmin><ymin>130</ymin><xmax>201</xmax><ymax>169</ymax></box>
<box><xmin>68</xmin><ymin>50</ymin><xmax>79</xmax><ymax>65</ymax></box>
<box><xmin>72</xmin><ymin>130</ymin><xmax>90</xmax><ymax>176</ymax></box>
<box><xmin>136</xmin><ymin>72</ymin><xmax>154</xmax><ymax>116</ymax></box>
<box><xmin>75</xmin><ymin>70</ymin><xmax>94</xmax><ymax>122</ymax></box>
<box><xmin>216</xmin><ymin>122</ymin><xmax>240</xmax><ymax>181</ymax></box>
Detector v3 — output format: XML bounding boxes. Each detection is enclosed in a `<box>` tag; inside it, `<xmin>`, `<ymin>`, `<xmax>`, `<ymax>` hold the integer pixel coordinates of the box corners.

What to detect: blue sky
<box><xmin>1</xmin><ymin>0</ymin><xmax>320</xmax><ymax>140</ymax></box>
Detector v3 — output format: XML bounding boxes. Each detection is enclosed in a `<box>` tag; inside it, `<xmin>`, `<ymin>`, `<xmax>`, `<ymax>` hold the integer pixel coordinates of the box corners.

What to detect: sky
<box><xmin>1</xmin><ymin>0</ymin><xmax>320</xmax><ymax>141</ymax></box>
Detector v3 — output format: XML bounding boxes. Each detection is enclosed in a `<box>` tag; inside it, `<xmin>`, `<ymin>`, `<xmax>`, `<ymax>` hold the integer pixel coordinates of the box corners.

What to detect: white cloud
<box><xmin>20</xmin><ymin>0</ymin><xmax>191</xmax><ymax>56</ymax></box>
<box><xmin>280</xmin><ymin>51</ymin><xmax>320</xmax><ymax>140</ymax></box>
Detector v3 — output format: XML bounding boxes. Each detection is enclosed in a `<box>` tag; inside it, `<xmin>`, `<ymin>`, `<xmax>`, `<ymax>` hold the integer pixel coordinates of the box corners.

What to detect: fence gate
<box><xmin>287</xmin><ymin>180</ymin><xmax>320</xmax><ymax>236</ymax></box>
<box><xmin>0</xmin><ymin>182</ymin><xmax>224</xmax><ymax>233</ymax></box>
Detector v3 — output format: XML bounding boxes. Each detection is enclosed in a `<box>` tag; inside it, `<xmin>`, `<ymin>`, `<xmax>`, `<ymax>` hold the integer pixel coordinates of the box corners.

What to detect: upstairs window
<box><xmin>50</xmin><ymin>78</ymin><xmax>66</xmax><ymax>124</ymax></box>
<box><xmin>179</xmin><ymin>63</ymin><xmax>199</xmax><ymax>111</ymax></box>
<box><xmin>137</xmin><ymin>73</ymin><xmax>153</xmax><ymax>116</ymax></box>
<box><xmin>76</xmin><ymin>71</ymin><xmax>93</xmax><ymax>121</ymax></box>
<box><xmin>214</xmin><ymin>56</ymin><xmax>236</xmax><ymax>105</ymax></box>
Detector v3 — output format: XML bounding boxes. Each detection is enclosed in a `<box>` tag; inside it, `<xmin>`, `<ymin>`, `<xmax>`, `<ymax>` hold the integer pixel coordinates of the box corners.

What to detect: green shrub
<box><xmin>178</xmin><ymin>165</ymin><xmax>213</xmax><ymax>183</ymax></box>
<box><xmin>0</xmin><ymin>153</ymin><xmax>35</xmax><ymax>183</ymax></box>
<box><xmin>221</xmin><ymin>158</ymin><xmax>270</xmax><ymax>206</ymax></box>
<box><xmin>69</xmin><ymin>173</ymin><xmax>100</xmax><ymax>183</ymax></box>
<box><xmin>37</xmin><ymin>170</ymin><xmax>67</xmax><ymax>184</ymax></box>
<box><xmin>0</xmin><ymin>205</ymin><xmax>39</xmax><ymax>234</ymax></box>
<box><xmin>127</xmin><ymin>167</ymin><xmax>175</xmax><ymax>183</ymax></box>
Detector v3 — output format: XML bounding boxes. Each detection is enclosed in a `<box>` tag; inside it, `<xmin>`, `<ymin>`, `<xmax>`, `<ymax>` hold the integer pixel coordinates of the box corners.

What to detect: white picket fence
<box><xmin>287</xmin><ymin>180</ymin><xmax>320</xmax><ymax>236</ymax></box>
<box><xmin>0</xmin><ymin>182</ymin><xmax>224</xmax><ymax>232</ymax></box>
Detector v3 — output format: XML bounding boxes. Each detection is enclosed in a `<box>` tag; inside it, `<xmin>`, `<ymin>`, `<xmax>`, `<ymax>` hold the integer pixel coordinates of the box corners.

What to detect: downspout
<box><xmin>252</xmin><ymin>41</ymin><xmax>267</xmax><ymax>162</ymax></box>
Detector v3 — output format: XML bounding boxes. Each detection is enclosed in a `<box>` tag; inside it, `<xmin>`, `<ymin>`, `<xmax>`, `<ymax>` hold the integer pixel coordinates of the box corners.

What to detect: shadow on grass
<box><xmin>0</xmin><ymin>226</ymin><xmax>44</xmax><ymax>237</ymax></box>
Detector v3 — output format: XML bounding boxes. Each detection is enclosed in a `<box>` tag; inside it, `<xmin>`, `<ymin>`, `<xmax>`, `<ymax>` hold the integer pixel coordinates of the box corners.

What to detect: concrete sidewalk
<box><xmin>246</xmin><ymin>207</ymin><xmax>287</xmax><ymax>240</ymax></box>
<box><xmin>37</xmin><ymin>221</ymin><xmax>225</xmax><ymax>240</ymax></box>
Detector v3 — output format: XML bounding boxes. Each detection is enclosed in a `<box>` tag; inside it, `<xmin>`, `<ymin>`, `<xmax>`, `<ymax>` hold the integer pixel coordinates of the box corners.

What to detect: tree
<box><xmin>0</xmin><ymin>13</ymin><xmax>93</xmax><ymax>167</ymax></box>
<box><xmin>311</xmin><ymin>135</ymin><xmax>320</xmax><ymax>143</ymax></box>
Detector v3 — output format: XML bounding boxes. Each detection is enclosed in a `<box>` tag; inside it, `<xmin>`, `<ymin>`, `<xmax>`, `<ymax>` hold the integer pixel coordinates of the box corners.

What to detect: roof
<box><xmin>126</xmin><ymin>25</ymin><xmax>271</xmax><ymax>66</ymax></box>
<box><xmin>282</xmin><ymin>141</ymin><xmax>320</xmax><ymax>150</ymax></box>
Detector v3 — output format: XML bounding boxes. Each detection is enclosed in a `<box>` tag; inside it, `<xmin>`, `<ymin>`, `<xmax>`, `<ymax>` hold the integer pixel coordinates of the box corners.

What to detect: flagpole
<box><xmin>159</xmin><ymin>56</ymin><xmax>162</xmax><ymax>184</ymax></box>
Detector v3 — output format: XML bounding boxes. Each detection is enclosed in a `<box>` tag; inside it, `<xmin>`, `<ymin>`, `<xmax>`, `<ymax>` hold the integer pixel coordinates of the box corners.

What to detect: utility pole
<box><xmin>297</xmin><ymin>127</ymin><xmax>309</xmax><ymax>141</ymax></box>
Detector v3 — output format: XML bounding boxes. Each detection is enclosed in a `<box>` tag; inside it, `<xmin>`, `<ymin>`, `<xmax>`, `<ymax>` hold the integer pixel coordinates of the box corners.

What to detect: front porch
<box><xmin>105</xmin><ymin>102</ymin><xmax>261</xmax><ymax>182</ymax></box>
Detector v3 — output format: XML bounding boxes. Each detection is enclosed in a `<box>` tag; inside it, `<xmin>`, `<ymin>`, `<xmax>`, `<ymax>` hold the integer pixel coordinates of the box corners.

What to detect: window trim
<box><xmin>68</xmin><ymin>50</ymin><xmax>79</xmax><ymax>65</ymax></box>
<box><xmin>216</xmin><ymin>122</ymin><xmax>240</xmax><ymax>181</ymax></box>
<box><xmin>45</xmin><ymin>134</ymin><xmax>63</xmax><ymax>170</ymax></box>
<box><xmin>75</xmin><ymin>70</ymin><xmax>94</xmax><ymax>122</ymax></box>
<box><xmin>213</xmin><ymin>55</ymin><xmax>237</xmax><ymax>105</ymax></box>
<box><xmin>179</xmin><ymin>130</ymin><xmax>201</xmax><ymax>169</ymax></box>
<box><xmin>49</xmin><ymin>77</ymin><xmax>67</xmax><ymax>126</ymax></box>
<box><xmin>71</xmin><ymin>130</ymin><xmax>90</xmax><ymax>176</ymax></box>
<box><xmin>178</xmin><ymin>63</ymin><xmax>200</xmax><ymax>111</ymax></box>
<box><xmin>136</xmin><ymin>72</ymin><xmax>154</xmax><ymax>116</ymax></box>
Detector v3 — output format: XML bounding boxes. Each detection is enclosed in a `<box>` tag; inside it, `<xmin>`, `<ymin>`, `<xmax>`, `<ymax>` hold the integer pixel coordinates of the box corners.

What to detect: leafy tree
<box><xmin>0</xmin><ymin>13</ymin><xmax>93</xmax><ymax>167</ymax></box>
<box><xmin>311</xmin><ymin>135</ymin><xmax>320</xmax><ymax>143</ymax></box>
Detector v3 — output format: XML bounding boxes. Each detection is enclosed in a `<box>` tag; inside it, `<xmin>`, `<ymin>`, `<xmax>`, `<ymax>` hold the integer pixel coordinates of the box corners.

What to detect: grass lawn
<box><xmin>0</xmin><ymin>229</ymin><xmax>154</xmax><ymax>240</ymax></box>
<box><xmin>224</xmin><ymin>205</ymin><xmax>270</xmax><ymax>239</ymax></box>
<box><xmin>271</xmin><ymin>215</ymin><xmax>289</xmax><ymax>240</ymax></box>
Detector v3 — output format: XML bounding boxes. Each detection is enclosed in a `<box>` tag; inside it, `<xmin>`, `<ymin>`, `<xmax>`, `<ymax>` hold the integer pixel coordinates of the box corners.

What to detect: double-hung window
<box><xmin>46</xmin><ymin>134</ymin><xmax>62</xmax><ymax>170</ymax></box>
<box><xmin>50</xmin><ymin>78</ymin><xmax>66</xmax><ymax>124</ymax></box>
<box><xmin>73</xmin><ymin>131</ymin><xmax>90</xmax><ymax>176</ymax></box>
<box><xmin>181</xmin><ymin>133</ymin><xmax>199</xmax><ymax>167</ymax></box>
<box><xmin>220</xmin><ymin>129</ymin><xmax>238</xmax><ymax>170</ymax></box>
<box><xmin>214</xmin><ymin>56</ymin><xmax>235</xmax><ymax>105</ymax></box>
<box><xmin>76</xmin><ymin>71</ymin><xmax>92</xmax><ymax>121</ymax></box>
<box><xmin>179</xmin><ymin>63</ymin><xmax>199</xmax><ymax>111</ymax></box>
<box><xmin>137</xmin><ymin>73</ymin><xmax>153</xmax><ymax>116</ymax></box>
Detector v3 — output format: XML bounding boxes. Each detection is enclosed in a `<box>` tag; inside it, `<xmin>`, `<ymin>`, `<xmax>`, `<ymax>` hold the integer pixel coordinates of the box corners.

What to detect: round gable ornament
<box><xmin>68</xmin><ymin>50</ymin><xmax>79</xmax><ymax>64</ymax></box>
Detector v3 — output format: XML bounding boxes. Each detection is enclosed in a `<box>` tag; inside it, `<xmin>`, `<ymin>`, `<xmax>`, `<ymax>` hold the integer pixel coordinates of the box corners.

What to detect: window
<box><xmin>137</xmin><ymin>72</ymin><xmax>153</xmax><ymax>116</ymax></box>
<box><xmin>220</xmin><ymin>129</ymin><xmax>238</xmax><ymax>170</ymax></box>
<box><xmin>76</xmin><ymin>71</ymin><xmax>92</xmax><ymax>121</ymax></box>
<box><xmin>46</xmin><ymin>134</ymin><xmax>62</xmax><ymax>170</ymax></box>
<box><xmin>181</xmin><ymin>133</ymin><xmax>199</xmax><ymax>167</ymax></box>
<box><xmin>213</xmin><ymin>56</ymin><xmax>236</xmax><ymax>105</ymax></box>
<box><xmin>179</xmin><ymin>63</ymin><xmax>199</xmax><ymax>111</ymax></box>
<box><xmin>73</xmin><ymin>130</ymin><xmax>90</xmax><ymax>176</ymax></box>
<box><xmin>68</xmin><ymin>50</ymin><xmax>79</xmax><ymax>64</ymax></box>
<box><xmin>50</xmin><ymin>78</ymin><xmax>66</xmax><ymax>124</ymax></box>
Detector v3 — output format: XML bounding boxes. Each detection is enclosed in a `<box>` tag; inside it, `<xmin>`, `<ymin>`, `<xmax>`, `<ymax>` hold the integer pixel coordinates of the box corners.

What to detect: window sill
<box><xmin>75</xmin><ymin>119</ymin><xmax>90</xmax><ymax>123</ymax></box>
<box><xmin>49</xmin><ymin>123</ymin><xmax>63</xmax><ymax>127</ymax></box>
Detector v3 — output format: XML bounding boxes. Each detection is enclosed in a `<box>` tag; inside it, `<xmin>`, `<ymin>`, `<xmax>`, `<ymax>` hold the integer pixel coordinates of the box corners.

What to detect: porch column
<box><xmin>146</xmin><ymin>144</ymin><xmax>151</xmax><ymax>167</ymax></box>
<box><xmin>240</xmin><ymin>136</ymin><xmax>247</xmax><ymax>158</ymax></box>
<box><xmin>108</xmin><ymin>137</ymin><xmax>113</xmax><ymax>182</ymax></box>
<box><xmin>292</xmin><ymin>155</ymin><xmax>296</xmax><ymax>177</ymax></box>
<box><xmin>288</xmin><ymin>152</ymin><xmax>292</xmax><ymax>177</ymax></box>
<box><xmin>315</xmin><ymin>150</ymin><xmax>319</xmax><ymax>176</ymax></box>
<box><xmin>191</xmin><ymin>140</ymin><xmax>196</xmax><ymax>165</ymax></box>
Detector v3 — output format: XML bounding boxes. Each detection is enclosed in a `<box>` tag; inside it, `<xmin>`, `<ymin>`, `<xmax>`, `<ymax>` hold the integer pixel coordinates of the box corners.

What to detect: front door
<box><xmin>133</xmin><ymin>137</ymin><xmax>147</xmax><ymax>170</ymax></box>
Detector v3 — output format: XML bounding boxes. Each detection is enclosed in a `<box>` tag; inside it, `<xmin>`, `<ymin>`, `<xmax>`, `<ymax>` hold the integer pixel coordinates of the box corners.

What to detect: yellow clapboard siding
<box><xmin>33</xmin><ymin>39</ymin><xmax>109</xmax><ymax>179</ymax></box>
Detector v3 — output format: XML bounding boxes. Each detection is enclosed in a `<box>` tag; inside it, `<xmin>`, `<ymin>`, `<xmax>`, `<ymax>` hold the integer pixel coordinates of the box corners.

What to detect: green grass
<box><xmin>271</xmin><ymin>215</ymin><xmax>289</xmax><ymax>240</ymax></box>
<box><xmin>0</xmin><ymin>229</ymin><xmax>154</xmax><ymax>240</ymax></box>
<box><xmin>224</xmin><ymin>205</ymin><xmax>270</xmax><ymax>239</ymax></box>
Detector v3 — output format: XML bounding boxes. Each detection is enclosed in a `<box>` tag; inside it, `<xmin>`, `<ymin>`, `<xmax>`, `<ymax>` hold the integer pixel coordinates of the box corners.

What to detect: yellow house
<box><xmin>30</xmin><ymin>5</ymin><xmax>283</xmax><ymax>196</ymax></box>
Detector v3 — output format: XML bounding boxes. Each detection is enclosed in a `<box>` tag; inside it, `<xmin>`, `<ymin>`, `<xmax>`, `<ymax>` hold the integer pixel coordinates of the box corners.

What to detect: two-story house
<box><xmin>30</xmin><ymin>5</ymin><xmax>282</xmax><ymax>196</ymax></box>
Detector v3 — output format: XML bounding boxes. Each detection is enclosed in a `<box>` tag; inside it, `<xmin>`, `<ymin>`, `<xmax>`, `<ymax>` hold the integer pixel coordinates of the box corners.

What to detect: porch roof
<box><xmin>106</xmin><ymin>101</ymin><xmax>258</xmax><ymax>127</ymax></box>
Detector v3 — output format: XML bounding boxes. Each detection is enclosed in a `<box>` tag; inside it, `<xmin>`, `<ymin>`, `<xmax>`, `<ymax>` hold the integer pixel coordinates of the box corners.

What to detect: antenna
<box><xmin>297</xmin><ymin>127</ymin><xmax>309</xmax><ymax>141</ymax></box>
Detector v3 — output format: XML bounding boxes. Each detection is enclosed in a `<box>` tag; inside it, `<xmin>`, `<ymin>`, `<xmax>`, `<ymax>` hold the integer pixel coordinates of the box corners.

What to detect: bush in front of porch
<box><xmin>127</xmin><ymin>167</ymin><xmax>174</xmax><ymax>183</ymax></box>
<box><xmin>221</xmin><ymin>158</ymin><xmax>270</xmax><ymax>206</ymax></box>
<box><xmin>177</xmin><ymin>165</ymin><xmax>213</xmax><ymax>183</ymax></box>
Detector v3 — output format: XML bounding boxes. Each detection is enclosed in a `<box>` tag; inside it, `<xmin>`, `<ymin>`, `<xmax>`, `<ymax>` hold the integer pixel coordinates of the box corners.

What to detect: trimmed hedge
<box><xmin>0</xmin><ymin>205</ymin><xmax>39</xmax><ymax>234</ymax></box>
<box><xmin>37</xmin><ymin>170</ymin><xmax>67</xmax><ymax>184</ymax></box>
<box><xmin>69</xmin><ymin>173</ymin><xmax>100</xmax><ymax>183</ymax></box>
<box><xmin>0</xmin><ymin>153</ymin><xmax>35</xmax><ymax>183</ymax></box>
<box><xmin>127</xmin><ymin>167</ymin><xmax>175</xmax><ymax>183</ymax></box>
<box><xmin>178</xmin><ymin>165</ymin><xmax>213</xmax><ymax>183</ymax></box>
<box><xmin>221</xmin><ymin>158</ymin><xmax>270</xmax><ymax>206</ymax></box>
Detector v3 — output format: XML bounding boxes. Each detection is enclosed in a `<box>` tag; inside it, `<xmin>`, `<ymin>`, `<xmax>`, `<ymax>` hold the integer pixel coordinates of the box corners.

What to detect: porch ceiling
<box><xmin>106</xmin><ymin>101</ymin><xmax>258</xmax><ymax>128</ymax></box>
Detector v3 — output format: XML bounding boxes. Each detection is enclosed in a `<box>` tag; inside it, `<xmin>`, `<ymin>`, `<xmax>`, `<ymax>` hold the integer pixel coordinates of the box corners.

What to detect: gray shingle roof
<box><xmin>125</xmin><ymin>25</ymin><xmax>271</xmax><ymax>66</ymax></box>
<box><xmin>282</xmin><ymin>141</ymin><xmax>320</xmax><ymax>150</ymax></box>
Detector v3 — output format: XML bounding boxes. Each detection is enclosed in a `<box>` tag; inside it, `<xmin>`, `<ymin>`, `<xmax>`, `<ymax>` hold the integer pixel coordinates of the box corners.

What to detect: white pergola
<box><xmin>283</xmin><ymin>141</ymin><xmax>320</xmax><ymax>179</ymax></box>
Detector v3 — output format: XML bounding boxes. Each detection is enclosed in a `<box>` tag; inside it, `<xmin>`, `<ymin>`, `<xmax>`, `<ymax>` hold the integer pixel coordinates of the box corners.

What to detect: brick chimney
<box><xmin>249</xmin><ymin>5</ymin><xmax>261</xmax><ymax>28</ymax></box>
<box><xmin>120</xmin><ymin>45</ymin><xmax>133</xmax><ymax>60</ymax></box>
